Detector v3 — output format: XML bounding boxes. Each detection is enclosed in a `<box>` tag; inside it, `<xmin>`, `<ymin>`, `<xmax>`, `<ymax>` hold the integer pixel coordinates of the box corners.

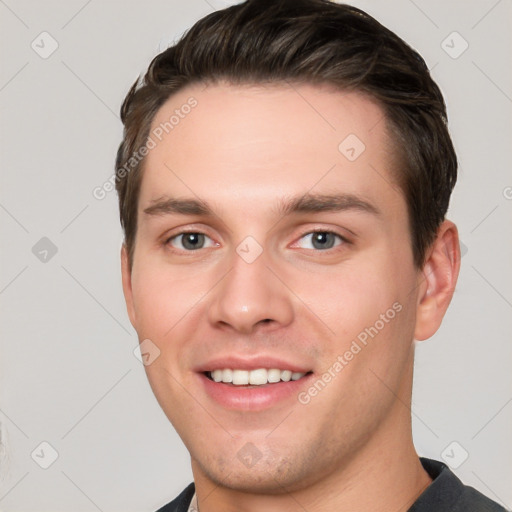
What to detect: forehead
<box><xmin>139</xmin><ymin>82</ymin><xmax>402</xmax><ymax>216</ymax></box>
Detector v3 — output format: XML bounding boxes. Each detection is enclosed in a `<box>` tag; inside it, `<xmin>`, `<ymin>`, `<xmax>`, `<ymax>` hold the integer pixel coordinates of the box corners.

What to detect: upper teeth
<box><xmin>209</xmin><ymin>368</ymin><xmax>306</xmax><ymax>385</ymax></box>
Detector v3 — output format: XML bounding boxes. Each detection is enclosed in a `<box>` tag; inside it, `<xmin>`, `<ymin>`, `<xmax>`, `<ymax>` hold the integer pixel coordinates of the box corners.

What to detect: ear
<box><xmin>121</xmin><ymin>244</ymin><xmax>137</xmax><ymax>328</ymax></box>
<box><xmin>414</xmin><ymin>220</ymin><xmax>461</xmax><ymax>341</ymax></box>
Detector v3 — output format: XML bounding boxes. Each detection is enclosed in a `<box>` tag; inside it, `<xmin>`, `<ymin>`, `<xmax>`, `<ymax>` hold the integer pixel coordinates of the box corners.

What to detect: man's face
<box><xmin>122</xmin><ymin>83</ymin><xmax>425</xmax><ymax>492</ymax></box>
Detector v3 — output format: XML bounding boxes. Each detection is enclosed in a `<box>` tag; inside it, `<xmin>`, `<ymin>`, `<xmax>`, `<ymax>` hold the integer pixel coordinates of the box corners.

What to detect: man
<box><xmin>115</xmin><ymin>1</ymin><xmax>506</xmax><ymax>510</ymax></box>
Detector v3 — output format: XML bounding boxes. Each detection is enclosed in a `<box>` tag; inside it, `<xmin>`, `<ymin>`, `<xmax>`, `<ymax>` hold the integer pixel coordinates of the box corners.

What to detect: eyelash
<box><xmin>164</xmin><ymin>229</ymin><xmax>350</xmax><ymax>253</ymax></box>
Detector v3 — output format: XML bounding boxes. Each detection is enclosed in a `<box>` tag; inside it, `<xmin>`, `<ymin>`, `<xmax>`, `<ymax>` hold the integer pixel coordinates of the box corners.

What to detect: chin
<box><xmin>191</xmin><ymin>442</ymin><xmax>326</xmax><ymax>496</ymax></box>
<box><xmin>201</xmin><ymin>461</ymin><xmax>296</xmax><ymax>495</ymax></box>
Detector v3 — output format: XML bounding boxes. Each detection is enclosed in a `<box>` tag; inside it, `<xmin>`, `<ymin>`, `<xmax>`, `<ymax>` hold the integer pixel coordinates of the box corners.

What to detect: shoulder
<box><xmin>452</xmin><ymin>484</ymin><xmax>508</xmax><ymax>512</ymax></box>
<box><xmin>410</xmin><ymin>458</ymin><xmax>507</xmax><ymax>512</ymax></box>
<box><xmin>155</xmin><ymin>482</ymin><xmax>195</xmax><ymax>512</ymax></box>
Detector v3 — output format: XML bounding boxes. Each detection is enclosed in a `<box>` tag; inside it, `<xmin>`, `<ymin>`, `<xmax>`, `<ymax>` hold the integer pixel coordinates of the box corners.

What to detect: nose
<box><xmin>207</xmin><ymin>247</ymin><xmax>294</xmax><ymax>334</ymax></box>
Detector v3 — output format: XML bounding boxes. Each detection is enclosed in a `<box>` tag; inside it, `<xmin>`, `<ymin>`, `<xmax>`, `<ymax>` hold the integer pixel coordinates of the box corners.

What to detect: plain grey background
<box><xmin>1</xmin><ymin>1</ymin><xmax>511</xmax><ymax>511</ymax></box>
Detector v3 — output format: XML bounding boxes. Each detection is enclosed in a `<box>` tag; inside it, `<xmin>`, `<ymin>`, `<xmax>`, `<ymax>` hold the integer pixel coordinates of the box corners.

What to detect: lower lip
<box><xmin>198</xmin><ymin>373</ymin><xmax>314</xmax><ymax>410</ymax></box>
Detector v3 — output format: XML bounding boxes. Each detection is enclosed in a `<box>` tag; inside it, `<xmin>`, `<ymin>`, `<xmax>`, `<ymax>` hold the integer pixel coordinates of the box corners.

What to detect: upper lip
<box><xmin>194</xmin><ymin>355</ymin><xmax>313</xmax><ymax>373</ymax></box>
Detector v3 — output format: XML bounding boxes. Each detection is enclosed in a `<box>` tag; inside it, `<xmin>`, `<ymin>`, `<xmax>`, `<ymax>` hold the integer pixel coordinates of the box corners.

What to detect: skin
<box><xmin>121</xmin><ymin>82</ymin><xmax>460</xmax><ymax>512</ymax></box>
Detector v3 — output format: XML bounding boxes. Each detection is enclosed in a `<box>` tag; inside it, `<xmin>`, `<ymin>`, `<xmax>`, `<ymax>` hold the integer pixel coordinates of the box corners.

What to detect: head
<box><xmin>117</xmin><ymin>0</ymin><xmax>460</xmax><ymax>496</ymax></box>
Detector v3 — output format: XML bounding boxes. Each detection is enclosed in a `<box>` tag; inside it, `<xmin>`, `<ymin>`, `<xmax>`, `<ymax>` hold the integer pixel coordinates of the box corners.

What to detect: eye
<box><xmin>167</xmin><ymin>232</ymin><xmax>216</xmax><ymax>251</ymax></box>
<box><xmin>296</xmin><ymin>231</ymin><xmax>345</xmax><ymax>251</ymax></box>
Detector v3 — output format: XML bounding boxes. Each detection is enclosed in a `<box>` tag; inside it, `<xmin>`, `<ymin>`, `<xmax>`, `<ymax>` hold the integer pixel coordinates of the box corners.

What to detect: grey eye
<box><xmin>298</xmin><ymin>232</ymin><xmax>343</xmax><ymax>250</ymax></box>
<box><xmin>170</xmin><ymin>233</ymin><xmax>214</xmax><ymax>251</ymax></box>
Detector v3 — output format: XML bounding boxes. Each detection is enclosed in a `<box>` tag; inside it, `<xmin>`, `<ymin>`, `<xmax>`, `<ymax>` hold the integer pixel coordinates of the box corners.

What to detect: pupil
<box><xmin>313</xmin><ymin>232</ymin><xmax>334</xmax><ymax>250</ymax></box>
<box><xmin>183</xmin><ymin>233</ymin><xmax>203</xmax><ymax>250</ymax></box>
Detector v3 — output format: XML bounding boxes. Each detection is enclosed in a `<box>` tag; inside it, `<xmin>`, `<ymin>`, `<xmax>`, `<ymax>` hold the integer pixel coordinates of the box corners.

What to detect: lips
<box><xmin>195</xmin><ymin>355</ymin><xmax>312</xmax><ymax>374</ymax></box>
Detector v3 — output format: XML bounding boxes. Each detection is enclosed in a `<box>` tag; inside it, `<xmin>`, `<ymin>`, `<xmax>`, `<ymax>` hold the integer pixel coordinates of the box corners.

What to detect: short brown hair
<box><xmin>115</xmin><ymin>0</ymin><xmax>457</xmax><ymax>269</ymax></box>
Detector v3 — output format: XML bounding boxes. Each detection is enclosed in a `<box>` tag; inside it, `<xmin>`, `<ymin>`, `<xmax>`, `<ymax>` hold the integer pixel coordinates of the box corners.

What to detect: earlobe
<box><xmin>121</xmin><ymin>244</ymin><xmax>137</xmax><ymax>328</ymax></box>
<box><xmin>414</xmin><ymin>220</ymin><xmax>461</xmax><ymax>341</ymax></box>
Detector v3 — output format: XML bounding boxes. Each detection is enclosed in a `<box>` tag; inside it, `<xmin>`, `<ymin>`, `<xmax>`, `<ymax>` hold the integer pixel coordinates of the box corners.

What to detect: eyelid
<box><xmin>163</xmin><ymin>224</ymin><xmax>215</xmax><ymax>241</ymax></box>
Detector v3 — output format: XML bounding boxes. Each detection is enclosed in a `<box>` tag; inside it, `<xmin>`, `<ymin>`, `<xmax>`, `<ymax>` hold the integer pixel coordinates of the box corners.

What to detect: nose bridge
<box><xmin>207</xmin><ymin>241</ymin><xmax>294</xmax><ymax>333</ymax></box>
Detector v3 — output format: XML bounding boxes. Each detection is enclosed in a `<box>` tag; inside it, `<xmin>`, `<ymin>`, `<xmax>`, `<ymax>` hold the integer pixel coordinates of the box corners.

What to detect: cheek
<box><xmin>130</xmin><ymin>260</ymin><xmax>205</xmax><ymax>338</ymax></box>
<box><xmin>129</xmin><ymin>263</ymin><xmax>204</xmax><ymax>421</ymax></box>
<box><xmin>295</xmin><ymin>261</ymin><xmax>401</xmax><ymax>336</ymax></box>
<box><xmin>293</xmin><ymin>254</ymin><xmax>418</xmax><ymax>377</ymax></box>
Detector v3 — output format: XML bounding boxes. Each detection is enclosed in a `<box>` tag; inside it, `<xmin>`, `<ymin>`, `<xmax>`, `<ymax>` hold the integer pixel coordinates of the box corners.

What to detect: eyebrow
<box><xmin>142</xmin><ymin>192</ymin><xmax>381</xmax><ymax>218</ymax></box>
